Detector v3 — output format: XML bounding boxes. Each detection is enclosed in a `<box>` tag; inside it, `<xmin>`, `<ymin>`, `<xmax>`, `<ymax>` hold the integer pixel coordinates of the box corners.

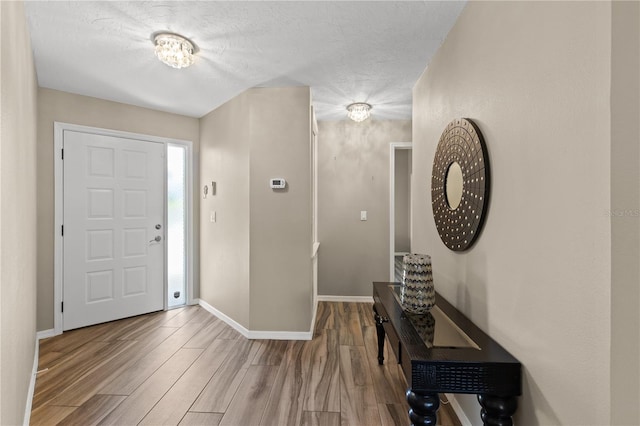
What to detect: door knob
<box><xmin>149</xmin><ymin>235</ymin><xmax>162</xmax><ymax>243</ymax></box>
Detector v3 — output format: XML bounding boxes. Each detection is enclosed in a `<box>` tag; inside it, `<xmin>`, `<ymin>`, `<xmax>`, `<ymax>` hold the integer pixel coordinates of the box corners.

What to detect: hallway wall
<box><xmin>0</xmin><ymin>1</ymin><xmax>39</xmax><ymax>423</ymax></box>
<box><xmin>317</xmin><ymin>120</ymin><xmax>411</xmax><ymax>297</ymax></box>
<box><xmin>412</xmin><ymin>2</ymin><xmax>611</xmax><ymax>424</ymax></box>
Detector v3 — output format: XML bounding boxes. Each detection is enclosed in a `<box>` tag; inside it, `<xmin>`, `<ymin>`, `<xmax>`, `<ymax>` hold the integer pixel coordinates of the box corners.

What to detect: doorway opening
<box><xmin>389</xmin><ymin>142</ymin><xmax>412</xmax><ymax>282</ymax></box>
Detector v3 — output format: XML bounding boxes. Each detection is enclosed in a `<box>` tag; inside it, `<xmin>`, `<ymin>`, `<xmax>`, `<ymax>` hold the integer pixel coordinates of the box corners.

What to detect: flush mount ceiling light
<box><xmin>346</xmin><ymin>103</ymin><xmax>372</xmax><ymax>122</ymax></box>
<box><xmin>153</xmin><ymin>33</ymin><xmax>195</xmax><ymax>69</ymax></box>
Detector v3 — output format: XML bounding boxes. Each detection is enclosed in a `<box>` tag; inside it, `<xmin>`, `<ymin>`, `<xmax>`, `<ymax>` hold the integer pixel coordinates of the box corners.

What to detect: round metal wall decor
<box><xmin>431</xmin><ymin>118</ymin><xmax>490</xmax><ymax>251</ymax></box>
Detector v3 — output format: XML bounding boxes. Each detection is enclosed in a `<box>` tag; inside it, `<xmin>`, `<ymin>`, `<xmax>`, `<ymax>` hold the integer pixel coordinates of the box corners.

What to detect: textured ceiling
<box><xmin>25</xmin><ymin>1</ymin><xmax>465</xmax><ymax>120</ymax></box>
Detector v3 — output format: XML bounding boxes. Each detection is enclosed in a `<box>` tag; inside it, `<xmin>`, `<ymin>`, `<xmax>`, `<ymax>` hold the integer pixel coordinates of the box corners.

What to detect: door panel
<box><xmin>63</xmin><ymin>130</ymin><xmax>165</xmax><ymax>331</ymax></box>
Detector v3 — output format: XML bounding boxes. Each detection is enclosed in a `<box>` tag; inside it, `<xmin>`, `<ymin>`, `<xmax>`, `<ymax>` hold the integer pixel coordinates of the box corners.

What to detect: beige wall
<box><xmin>200</xmin><ymin>87</ymin><xmax>313</xmax><ymax>332</ymax></box>
<box><xmin>0</xmin><ymin>1</ymin><xmax>39</xmax><ymax>424</ymax></box>
<box><xmin>199</xmin><ymin>91</ymin><xmax>251</xmax><ymax>328</ymax></box>
<box><xmin>412</xmin><ymin>2</ymin><xmax>611</xmax><ymax>424</ymax></box>
<box><xmin>37</xmin><ymin>88</ymin><xmax>200</xmax><ymax>331</ymax></box>
<box><xmin>249</xmin><ymin>88</ymin><xmax>312</xmax><ymax>331</ymax></box>
<box><xmin>394</xmin><ymin>149</ymin><xmax>411</xmax><ymax>252</ymax></box>
<box><xmin>317</xmin><ymin>120</ymin><xmax>411</xmax><ymax>297</ymax></box>
<box><xmin>610</xmin><ymin>1</ymin><xmax>640</xmax><ymax>424</ymax></box>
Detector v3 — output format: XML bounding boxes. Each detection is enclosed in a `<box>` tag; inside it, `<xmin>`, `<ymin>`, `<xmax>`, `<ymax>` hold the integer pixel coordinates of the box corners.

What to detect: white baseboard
<box><xmin>23</xmin><ymin>336</ymin><xmax>39</xmax><ymax>426</ymax></box>
<box><xmin>317</xmin><ymin>295</ymin><xmax>374</xmax><ymax>303</ymax></box>
<box><xmin>36</xmin><ymin>329</ymin><xmax>56</xmax><ymax>340</ymax></box>
<box><xmin>26</xmin><ymin>329</ymin><xmax>59</xmax><ymax>424</ymax></box>
<box><xmin>198</xmin><ymin>299</ymin><xmax>248</xmax><ymax>337</ymax></box>
<box><xmin>309</xmin><ymin>296</ymin><xmax>318</xmax><ymax>336</ymax></box>
<box><xmin>198</xmin><ymin>299</ymin><xmax>313</xmax><ymax>341</ymax></box>
<box><xmin>445</xmin><ymin>393</ymin><xmax>472</xmax><ymax>426</ymax></box>
<box><xmin>247</xmin><ymin>330</ymin><xmax>312</xmax><ymax>340</ymax></box>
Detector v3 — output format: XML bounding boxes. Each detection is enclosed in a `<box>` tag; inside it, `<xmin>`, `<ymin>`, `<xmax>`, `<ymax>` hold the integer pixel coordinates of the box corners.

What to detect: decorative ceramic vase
<box><xmin>400</xmin><ymin>254</ymin><xmax>435</xmax><ymax>314</ymax></box>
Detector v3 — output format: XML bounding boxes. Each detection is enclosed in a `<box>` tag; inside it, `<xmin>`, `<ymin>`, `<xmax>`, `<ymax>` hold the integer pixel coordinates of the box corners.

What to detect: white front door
<box><xmin>63</xmin><ymin>130</ymin><xmax>165</xmax><ymax>331</ymax></box>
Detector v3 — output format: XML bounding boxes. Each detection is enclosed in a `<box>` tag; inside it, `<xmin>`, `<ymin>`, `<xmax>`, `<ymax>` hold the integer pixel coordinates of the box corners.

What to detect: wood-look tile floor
<box><xmin>31</xmin><ymin>302</ymin><xmax>461</xmax><ymax>426</ymax></box>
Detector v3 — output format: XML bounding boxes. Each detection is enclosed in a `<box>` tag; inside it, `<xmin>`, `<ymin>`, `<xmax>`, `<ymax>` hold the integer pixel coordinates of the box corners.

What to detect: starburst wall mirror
<box><xmin>431</xmin><ymin>118</ymin><xmax>490</xmax><ymax>251</ymax></box>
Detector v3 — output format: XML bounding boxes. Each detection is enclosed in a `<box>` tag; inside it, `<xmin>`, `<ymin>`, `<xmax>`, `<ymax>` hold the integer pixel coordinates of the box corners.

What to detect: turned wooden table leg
<box><xmin>477</xmin><ymin>394</ymin><xmax>517</xmax><ymax>426</ymax></box>
<box><xmin>406</xmin><ymin>389</ymin><xmax>439</xmax><ymax>426</ymax></box>
<box><xmin>373</xmin><ymin>312</ymin><xmax>386</xmax><ymax>365</ymax></box>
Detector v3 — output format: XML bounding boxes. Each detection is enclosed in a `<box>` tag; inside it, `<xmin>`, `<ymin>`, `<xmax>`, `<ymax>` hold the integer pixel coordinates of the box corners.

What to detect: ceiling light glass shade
<box><xmin>154</xmin><ymin>33</ymin><xmax>194</xmax><ymax>69</ymax></box>
<box><xmin>346</xmin><ymin>103</ymin><xmax>372</xmax><ymax>122</ymax></box>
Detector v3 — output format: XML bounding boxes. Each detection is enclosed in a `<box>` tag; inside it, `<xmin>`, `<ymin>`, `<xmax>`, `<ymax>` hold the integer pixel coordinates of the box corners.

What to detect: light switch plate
<box><xmin>360</xmin><ymin>211</ymin><xmax>367</xmax><ymax>221</ymax></box>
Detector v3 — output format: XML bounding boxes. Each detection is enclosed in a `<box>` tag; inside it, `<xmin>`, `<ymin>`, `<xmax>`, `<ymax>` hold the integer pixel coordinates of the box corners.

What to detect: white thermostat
<box><xmin>270</xmin><ymin>178</ymin><xmax>286</xmax><ymax>189</ymax></box>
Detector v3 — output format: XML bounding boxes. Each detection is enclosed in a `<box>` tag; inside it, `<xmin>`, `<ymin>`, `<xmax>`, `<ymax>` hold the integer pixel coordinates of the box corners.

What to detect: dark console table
<box><xmin>372</xmin><ymin>282</ymin><xmax>521</xmax><ymax>426</ymax></box>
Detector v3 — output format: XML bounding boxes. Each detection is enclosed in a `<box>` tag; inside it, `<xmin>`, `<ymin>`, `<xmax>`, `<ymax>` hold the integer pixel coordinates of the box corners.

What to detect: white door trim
<box><xmin>310</xmin><ymin>106</ymin><xmax>319</xmax><ymax>329</ymax></box>
<box><xmin>54</xmin><ymin>122</ymin><xmax>194</xmax><ymax>335</ymax></box>
<box><xmin>389</xmin><ymin>142</ymin><xmax>412</xmax><ymax>281</ymax></box>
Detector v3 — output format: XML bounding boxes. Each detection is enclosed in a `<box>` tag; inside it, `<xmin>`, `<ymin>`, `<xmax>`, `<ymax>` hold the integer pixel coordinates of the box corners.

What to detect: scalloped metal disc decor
<box><xmin>431</xmin><ymin>118</ymin><xmax>490</xmax><ymax>251</ymax></box>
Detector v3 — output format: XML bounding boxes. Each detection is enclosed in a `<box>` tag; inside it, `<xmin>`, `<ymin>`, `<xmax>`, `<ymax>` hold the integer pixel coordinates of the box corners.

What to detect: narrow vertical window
<box><xmin>167</xmin><ymin>145</ymin><xmax>186</xmax><ymax>308</ymax></box>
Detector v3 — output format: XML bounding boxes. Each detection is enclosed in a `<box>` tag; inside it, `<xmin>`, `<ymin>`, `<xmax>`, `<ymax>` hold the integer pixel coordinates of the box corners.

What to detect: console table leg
<box><xmin>374</xmin><ymin>313</ymin><xmax>385</xmax><ymax>365</ymax></box>
<box><xmin>477</xmin><ymin>394</ymin><xmax>517</xmax><ymax>426</ymax></box>
<box><xmin>406</xmin><ymin>389</ymin><xmax>439</xmax><ymax>426</ymax></box>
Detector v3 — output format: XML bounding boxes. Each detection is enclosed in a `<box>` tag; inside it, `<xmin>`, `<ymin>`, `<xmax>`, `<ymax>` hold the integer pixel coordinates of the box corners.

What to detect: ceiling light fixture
<box><xmin>346</xmin><ymin>102</ymin><xmax>372</xmax><ymax>122</ymax></box>
<box><xmin>153</xmin><ymin>33</ymin><xmax>195</xmax><ymax>69</ymax></box>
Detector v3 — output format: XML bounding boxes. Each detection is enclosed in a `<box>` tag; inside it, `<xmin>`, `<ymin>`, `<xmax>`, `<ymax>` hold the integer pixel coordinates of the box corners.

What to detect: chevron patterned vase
<box><xmin>400</xmin><ymin>254</ymin><xmax>435</xmax><ymax>314</ymax></box>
